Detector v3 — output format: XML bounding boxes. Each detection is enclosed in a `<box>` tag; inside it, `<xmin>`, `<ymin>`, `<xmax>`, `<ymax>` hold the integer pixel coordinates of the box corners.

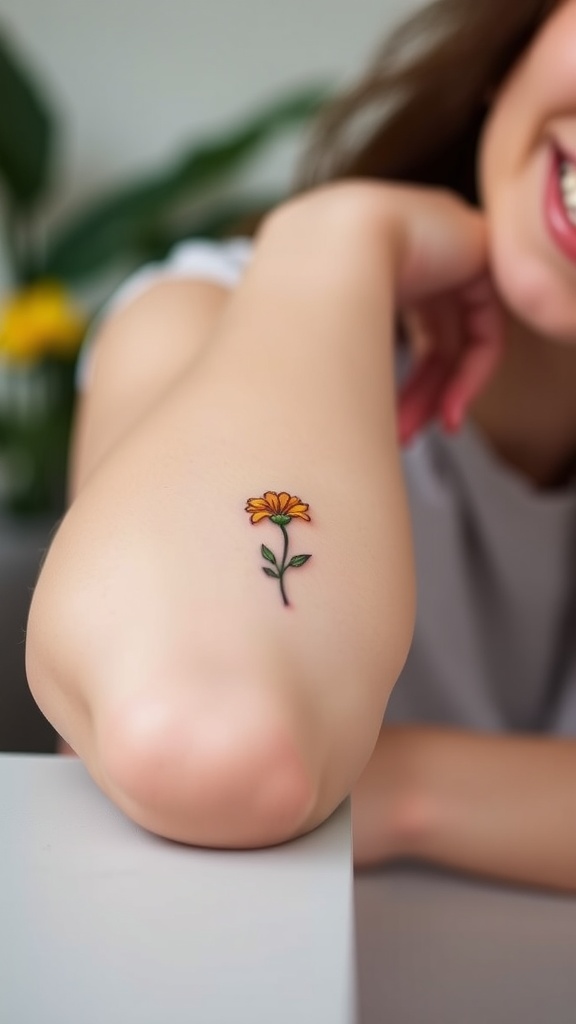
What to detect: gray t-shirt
<box><xmin>76</xmin><ymin>238</ymin><xmax>576</xmax><ymax>737</ymax></box>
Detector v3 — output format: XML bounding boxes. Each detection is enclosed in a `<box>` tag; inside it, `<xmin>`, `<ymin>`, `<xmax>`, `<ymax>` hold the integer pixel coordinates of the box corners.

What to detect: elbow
<box><xmin>94</xmin><ymin>689</ymin><xmax>318</xmax><ymax>849</ymax></box>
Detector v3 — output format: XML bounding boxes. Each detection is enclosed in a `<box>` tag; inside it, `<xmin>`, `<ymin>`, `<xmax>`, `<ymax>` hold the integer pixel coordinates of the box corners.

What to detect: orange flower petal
<box><xmin>285</xmin><ymin>495</ymin><xmax>305</xmax><ymax>511</ymax></box>
<box><xmin>246</xmin><ymin>498</ymin><xmax>271</xmax><ymax>510</ymax></box>
<box><xmin>290</xmin><ymin>511</ymin><xmax>311</xmax><ymax>521</ymax></box>
<box><xmin>264</xmin><ymin>491</ymin><xmax>280</xmax><ymax>512</ymax></box>
<box><xmin>287</xmin><ymin>503</ymin><xmax>309</xmax><ymax>516</ymax></box>
<box><xmin>277</xmin><ymin>492</ymin><xmax>293</xmax><ymax>512</ymax></box>
<box><xmin>250</xmin><ymin>510</ymin><xmax>272</xmax><ymax>523</ymax></box>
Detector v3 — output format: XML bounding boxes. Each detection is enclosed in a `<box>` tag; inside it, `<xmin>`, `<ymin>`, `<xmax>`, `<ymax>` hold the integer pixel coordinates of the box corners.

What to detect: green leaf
<box><xmin>42</xmin><ymin>84</ymin><xmax>332</xmax><ymax>282</ymax></box>
<box><xmin>289</xmin><ymin>554</ymin><xmax>312</xmax><ymax>568</ymax></box>
<box><xmin>261</xmin><ymin>544</ymin><xmax>277</xmax><ymax>564</ymax></box>
<box><xmin>0</xmin><ymin>27</ymin><xmax>54</xmax><ymax>206</ymax></box>
<box><xmin>262</xmin><ymin>567</ymin><xmax>279</xmax><ymax>578</ymax></box>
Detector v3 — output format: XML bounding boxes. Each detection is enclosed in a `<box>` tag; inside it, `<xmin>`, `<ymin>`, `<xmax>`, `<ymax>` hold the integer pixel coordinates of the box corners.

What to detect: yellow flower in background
<box><xmin>0</xmin><ymin>281</ymin><xmax>86</xmax><ymax>364</ymax></box>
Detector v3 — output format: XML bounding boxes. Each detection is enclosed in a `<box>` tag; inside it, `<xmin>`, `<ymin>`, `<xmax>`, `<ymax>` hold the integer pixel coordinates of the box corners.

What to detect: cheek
<box><xmin>480</xmin><ymin>123</ymin><xmax>576</xmax><ymax>343</ymax></box>
<box><xmin>477</xmin><ymin>54</ymin><xmax>576</xmax><ymax>342</ymax></box>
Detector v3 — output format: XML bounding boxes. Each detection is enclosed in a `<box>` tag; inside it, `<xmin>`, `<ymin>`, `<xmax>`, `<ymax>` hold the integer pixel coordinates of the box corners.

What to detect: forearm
<box><xmin>27</xmin><ymin>200</ymin><xmax>415</xmax><ymax>847</ymax></box>
<box><xmin>355</xmin><ymin>725</ymin><xmax>576</xmax><ymax>892</ymax></box>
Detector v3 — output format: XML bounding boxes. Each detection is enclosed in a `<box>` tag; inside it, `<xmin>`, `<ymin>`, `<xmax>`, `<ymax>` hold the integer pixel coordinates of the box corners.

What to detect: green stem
<box><xmin>278</xmin><ymin>522</ymin><xmax>290</xmax><ymax>607</ymax></box>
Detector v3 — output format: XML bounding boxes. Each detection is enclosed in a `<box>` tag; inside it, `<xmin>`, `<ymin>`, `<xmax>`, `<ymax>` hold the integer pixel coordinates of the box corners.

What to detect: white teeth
<box><xmin>559</xmin><ymin>159</ymin><xmax>576</xmax><ymax>224</ymax></box>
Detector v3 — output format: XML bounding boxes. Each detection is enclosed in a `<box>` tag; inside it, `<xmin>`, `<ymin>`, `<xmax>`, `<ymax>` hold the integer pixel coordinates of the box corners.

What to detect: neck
<box><xmin>469</xmin><ymin>318</ymin><xmax>576</xmax><ymax>490</ymax></box>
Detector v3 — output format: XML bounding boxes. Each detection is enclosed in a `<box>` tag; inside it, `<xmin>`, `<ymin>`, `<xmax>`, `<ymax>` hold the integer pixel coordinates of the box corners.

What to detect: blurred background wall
<box><xmin>0</xmin><ymin>0</ymin><xmax>420</xmax><ymax>233</ymax></box>
<box><xmin>0</xmin><ymin>0</ymin><xmax>421</xmax><ymax>752</ymax></box>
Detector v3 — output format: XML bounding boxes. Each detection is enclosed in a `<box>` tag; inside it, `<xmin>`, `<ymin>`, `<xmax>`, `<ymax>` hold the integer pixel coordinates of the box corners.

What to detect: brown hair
<box><xmin>293</xmin><ymin>0</ymin><xmax>560</xmax><ymax>205</ymax></box>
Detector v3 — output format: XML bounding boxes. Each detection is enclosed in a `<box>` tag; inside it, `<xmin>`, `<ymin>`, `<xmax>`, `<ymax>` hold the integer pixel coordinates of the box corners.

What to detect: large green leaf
<box><xmin>41</xmin><ymin>85</ymin><xmax>330</xmax><ymax>282</ymax></box>
<box><xmin>0</xmin><ymin>25</ymin><xmax>54</xmax><ymax>206</ymax></box>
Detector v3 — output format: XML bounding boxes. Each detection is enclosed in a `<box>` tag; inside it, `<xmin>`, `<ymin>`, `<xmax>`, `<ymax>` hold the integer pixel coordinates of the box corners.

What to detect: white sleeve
<box><xmin>75</xmin><ymin>237</ymin><xmax>253</xmax><ymax>392</ymax></box>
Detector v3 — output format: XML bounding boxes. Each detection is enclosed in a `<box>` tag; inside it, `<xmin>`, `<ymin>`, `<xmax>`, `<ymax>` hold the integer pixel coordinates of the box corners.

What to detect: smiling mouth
<box><xmin>544</xmin><ymin>144</ymin><xmax>576</xmax><ymax>263</ymax></box>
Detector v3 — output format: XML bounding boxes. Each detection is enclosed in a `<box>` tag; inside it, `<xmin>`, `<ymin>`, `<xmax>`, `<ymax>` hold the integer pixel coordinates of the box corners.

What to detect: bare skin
<box><xmin>26</xmin><ymin>188</ymin><xmax>417</xmax><ymax>848</ymax></box>
<box><xmin>26</xmin><ymin>183</ymin><xmax>497</xmax><ymax>848</ymax></box>
<box><xmin>353</xmin><ymin>725</ymin><xmax>576</xmax><ymax>893</ymax></box>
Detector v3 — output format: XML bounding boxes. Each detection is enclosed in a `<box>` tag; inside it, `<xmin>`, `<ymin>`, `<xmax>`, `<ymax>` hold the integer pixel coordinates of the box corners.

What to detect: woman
<box><xmin>26</xmin><ymin>0</ymin><xmax>576</xmax><ymax>890</ymax></box>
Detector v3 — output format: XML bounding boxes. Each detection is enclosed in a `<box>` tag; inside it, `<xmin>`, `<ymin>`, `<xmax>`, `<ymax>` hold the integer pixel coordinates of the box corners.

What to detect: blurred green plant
<box><xmin>0</xmin><ymin>24</ymin><xmax>329</xmax><ymax>518</ymax></box>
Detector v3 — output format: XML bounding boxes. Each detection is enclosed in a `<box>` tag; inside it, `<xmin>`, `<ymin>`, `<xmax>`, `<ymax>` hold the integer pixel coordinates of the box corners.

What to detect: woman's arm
<box><xmin>353</xmin><ymin>724</ymin><xmax>576</xmax><ymax>892</ymax></box>
<box><xmin>25</xmin><ymin>183</ymin><xmax>492</xmax><ymax>849</ymax></box>
<box><xmin>26</xmin><ymin>189</ymin><xmax>415</xmax><ymax>847</ymax></box>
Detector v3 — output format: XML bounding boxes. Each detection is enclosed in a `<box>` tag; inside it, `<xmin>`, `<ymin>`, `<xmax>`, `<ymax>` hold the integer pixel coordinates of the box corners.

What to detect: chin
<box><xmin>491</xmin><ymin>243</ymin><xmax>576</xmax><ymax>345</ymax></box>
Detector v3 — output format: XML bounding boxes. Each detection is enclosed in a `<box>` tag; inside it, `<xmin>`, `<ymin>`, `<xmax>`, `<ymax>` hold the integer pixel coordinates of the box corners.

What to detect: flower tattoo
<box><xmin>245</xmin><ymin>491</ymin><xmax>312</xmax><ymax>607</ymax></box>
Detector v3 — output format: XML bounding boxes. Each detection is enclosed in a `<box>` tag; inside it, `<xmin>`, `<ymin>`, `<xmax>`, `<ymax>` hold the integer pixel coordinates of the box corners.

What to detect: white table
<box><xmin>1</xmin><ymin>753</ymin><xmax>355</xmax><ymax>1024</ymax></box>
<box><xmin>6</xmin><ymin>753</ymin><xmax>576</xmax><ymax>1024</ymax></box>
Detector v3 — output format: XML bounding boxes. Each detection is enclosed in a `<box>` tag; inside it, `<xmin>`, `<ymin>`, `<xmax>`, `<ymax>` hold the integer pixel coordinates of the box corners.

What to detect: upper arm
<box><xmin>68</xmin><ymin>278</ymin><xmax>231</xmax><ymax>500</ymax></box>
